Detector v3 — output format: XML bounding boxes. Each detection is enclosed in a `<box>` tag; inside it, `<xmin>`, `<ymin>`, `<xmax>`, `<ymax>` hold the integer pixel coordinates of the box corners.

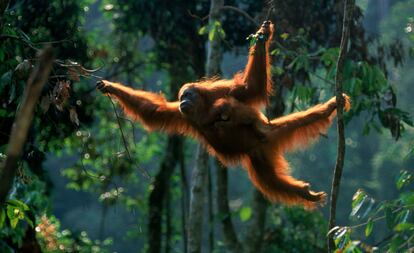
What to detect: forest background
<box><xmin>1</xmin><ymin>0</ymin><xmax>414</xmax><ymax>252</ymax></box>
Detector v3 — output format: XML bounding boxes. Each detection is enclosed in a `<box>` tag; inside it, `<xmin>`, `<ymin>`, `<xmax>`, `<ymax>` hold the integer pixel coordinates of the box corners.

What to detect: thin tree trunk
<box><xmin>148</xmin><ymin>136</ymin><xmax>182</xmax><ymax>253</ymax></box>
<box><xmin>216</xmin><ymin>161</ymin><xmax>242</xmax><ymax>252</ymax></box>
<box><xmin>328</xmin><ymin>0</ymin><xmax>354</xmax><ymax>251</ymax></box>
<box><xmin>188</xmin><ymin>146</ymin><xmax>209</xmax><ymax>253</ymax></box>
<box><xmin>179</xmin><ymin>148</ymin><xmax>189</xmax><ymax>253</ymax></box>
<box><xmin>243</xmin><ymin>191</ymin><xmax>267</xmax><ymax>253</ymax></box>
<box><xmin>207</xmin><ymin>164</ymin><xmax>214</xmax><ymax>253</ymax></box>
<box><xmin>187</xmin><ymin>0</ymin><xmax>223</xmax><ymax>252</ymax></box>
<box><xmin>165</xmin><ymin>187</ymin><xmax>172</xmax><ymax>253</ymax></box>
<box><xmin>0</xmin><ymin>46</ymin><xmax>54</xmax><ymax>206</ymax></box>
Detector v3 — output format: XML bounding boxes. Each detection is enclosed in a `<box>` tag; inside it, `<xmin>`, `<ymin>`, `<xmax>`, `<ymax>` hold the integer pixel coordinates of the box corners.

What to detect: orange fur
<box><xmin>97</xmin><ymin>21</ymin><xmax>351</xmax><ymax>209</ymax></box>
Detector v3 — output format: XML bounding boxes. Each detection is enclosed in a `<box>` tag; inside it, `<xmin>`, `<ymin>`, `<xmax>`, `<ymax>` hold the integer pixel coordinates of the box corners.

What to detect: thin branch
<box><xmin>107</xmin><ymin>96</ymin><xmax>151</xmax><ymax>179</ymax></box>
<box><xmin>0</xmin><ymin>34</ymin><xmax>40</xmax><ymax>50</ymax></box>
<box><xmin>348</xmin><ymin>204</ymin><xmax>414</xmax><ymax>231</ymax></box>
<box><xmin>328</xmin><ymin>0</ymin><xmax>354</xmax><ymax>252</ymax></box>
<box><xmin>310</xmin><ymin>72</ymin><xmax>335</xmax><ymax>86</ymax></box>
<box><xmin>216</xmin><ymin>161</ymin><xmax>242</xmax><ymax>252</ymax></box>
<box><xmin>187</xmin><ymin>10</ymin><xmax>209</xmax><ymax>21</ymax></box>
<box><xmin>220</xmin><ymin>5</ymin><xmax>258</xmax><ymax>26</ymax></box>
<box><xmin>0</xmin><ymin>0</ymin><xmax>10</xmax><ymax>15</ymax></box>
<box><xmin>0</xmin><ymin>46</ymin><xmax>54</xmax><ymax>206</ymax></box>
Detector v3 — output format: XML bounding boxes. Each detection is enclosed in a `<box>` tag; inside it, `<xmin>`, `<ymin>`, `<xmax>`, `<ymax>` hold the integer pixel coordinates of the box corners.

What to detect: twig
<box><xmin>347</xmin><ymin>204</ymin><xmax>414</xmax><ymax>231</ymax></box>
<box><xmin>0</xmin><ymin>34</ymin><xmax>71</xmax><ymax>50</ymax></box>
<box><xmin>310</xmin><ymin>72</ymin><xmax>335</xmax><ymax>86</ymax></box>
<box><xmin>0</xmin><ymin>46</ymin><xmax>54</xmax><ymax>206</ymax></box>
<box><xmin>107</xmin><ymin>96</ymin><xmax>151</xmax><ymax>179</ymax></box>
<box><xmin>79</xmin><ymin>156</ymin><xmax>101</xmax><ymax>180</ymax></box>
<box><xmin>328</xmin><ymin>0</ymin><xmax>354</xmax><ymax>252</ymax></box>
<box><xmin>374</xmin><ymin>234</ymin><xmax>394</xmax><ymax>247</ymax></box>
<box><xmin>187</xmin><ymin>5</ymin><xmax>258</xmax><ymax>26</ymax></box>
<box><xmin>187</xmin><ymin>10</ymin><xmax>210</xmax><ymax>21</ymax></box>
<box><xmin>220</xmin><ymin>5</ymin><xmax>258</xmax><ymax>26</ymax></box>
<box><xmin>0</xmin><ymin>34</ymin><xmax>40</xmax><ymax>50</ymax></box>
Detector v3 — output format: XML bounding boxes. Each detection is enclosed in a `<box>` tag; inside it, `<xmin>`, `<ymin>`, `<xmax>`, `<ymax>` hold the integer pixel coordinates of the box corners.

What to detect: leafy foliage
<box><xmin>333</xmin><ymin>170</ymin><xmax>414</xmax><ymax>252</ymax></box>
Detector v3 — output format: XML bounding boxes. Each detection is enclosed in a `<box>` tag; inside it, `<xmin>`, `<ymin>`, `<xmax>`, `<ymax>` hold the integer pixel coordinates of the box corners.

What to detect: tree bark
<box><xmin>216</xmin><ymin>161</ymin><xmax>242</xmax><ymax>252</ymax></box>
<box><xmin>148</xmin><ymin>136</ymin><xmax>182</xmax><ymax>253</ymax></box>
<box><xmin>179</xmin><ymin>149</ymin><xmax>189</xmax><ymax>253</ymax></box>
<box><xmin>188</xmin><ymin>145</ymin><xmax>209</xmax><ymax>253</ymax></box>
<box><xmin>207</xmin><ymin>162</ymin><xmax>214</xmax><ymax>253</ymax></box>
<box><xmin>187</xmin><ymin>0</ymin><xmax>223</xmax><ymax>252</ymax></box>
<box><xmin>328</xmin><ymin>0</ymin><xmax>354</xmax><ymax>251</ymax></box>
<box><xmin>0</xmin><ymin>46</ymin><xmax>54</xmax><ymax>206</ymax></box>
<box><xmin>243</xmin><ymin>191</ymin><xmax>267</xmax><ymax>253</ymax></box>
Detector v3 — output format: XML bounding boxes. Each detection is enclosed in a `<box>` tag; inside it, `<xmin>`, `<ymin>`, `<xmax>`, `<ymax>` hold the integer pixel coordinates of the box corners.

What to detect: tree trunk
<box><xmin>179</xmin><ymin>149</ymin><xmax>189</xmax><ymax>253</ymax></box>
<box><xmin>0</xmin><ymin>46</ymin><xmax>54</xmax><ymax>206</ymax></box>
<box><xmin>187</xmin><ymin>0</ymin><xmax>223</xmax><ymax>252</ymax></box>
<box><xmin>188</xmin><ymin>146</ymin><xmax>209</xmax><ymax>253</ymax></box>
<box><xmin>243</xmin><ymin>191</ymin><xmax>267</xmax><ymax>253</ymax></box>
<box><xmin>207</xmin><ymin>163</ymin><xmax>214</xmax><ymax>253</ymax></box>
<box><xmin>216</xmin><ymin>161</ymin><xmax>242</xmax><ymax>252</ymax></box>
<box><xmin>148</xmin><ymin>136</ymin><xmax>183</xmax><ymax>253</ymax></box>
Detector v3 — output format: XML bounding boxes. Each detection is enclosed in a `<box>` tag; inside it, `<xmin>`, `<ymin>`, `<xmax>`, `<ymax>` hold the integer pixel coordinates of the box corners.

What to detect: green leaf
<box><xmin>6</xmin><ymin>206</ymin><xmax>15</xmax><ymax>220</ymax></box>
<box><xmin>385</xmin><ymin>206</ymin><xmax>395</xmax><ymax>229</ymax></box>
<box><xmin>400</xmin><ymin>192</ymin><xmax>414</xmax><ymax>205</ymax></box>
<box><xmin>6</xmin><ymin>199</ymin><xmax>29</xmax><ymax>211</ymax></box>
<box><xmin>218</xmin><ymin>28</ymin><xmax>226</xmax><ymax>39</ymax></box>
<box><xmin>198</xmin><ymin>26</ymin><xmax>207</xmax><ymax>35</ymax></box>
<box><xmin>361</xmin><ymin>198</ymin><xmax>375</xmax><ymax>219</ymax></box>
<box><xmin>280</xmin><ymin>33</ymin><xmax>289</xmax><ymax>40</ymax></box>
<box><xmin>271</xmin><ymin>66</ymin><xmax>284</xmax><ymax>76</ymax></box>
<box><xmin>365</xmin><ymin>218</ymin><xmax>373</xmax><ymax>237</ymax></box>
<box><xmin>333</xmin><ymin>227</ymin><xmax>350</xmax><ymax>249</ymax></box>
<box><xmin>239</xmin><ymin>207</ymin><xmax>252</xmax><ymax>222</ymax></box>
<box><xmin>343</xmin><ymin>240</ymin><xmax>362</xmax><ymax>253</ymax></box>
<box><xmin>270</xmin><ymin>48</ymin><xmax>281</xmax><ymax>56</ymax></box>
<box><xmin>208</xmin><ymin>27</ymin><xmax>215</xmax><ymax>41</ymax></box>
<box><xmin>394</xmin><ymin>222</ymin><xmax>414</xmax><ymax>232</ymax></box>
<box><xmin>0</xmin><ymin>209</ymin><xmax>5</xmax><ymax>228</ymax></box>
<box><xmin>389</xmin><ymin>235</ymin><xmax>404</xmax><ymax>253</ymax></box>
<box><xmin>396</xmin><ymin>170</ymin><xmax>412</xmax><ymax>190</ymax></box>
<box><xmin>10</xmin><ymin>218</ymin><xmax>18</xmax><ymax>229</ymax></box>
<box><xmin>398</xmin><ymin>210</ymin><xmax>410</xmax><ymax>224</ymax></box>
<box><xmin>351</xmin><ymin>189</ymin><xmax>367</xmax><ymax>217</ymax></box>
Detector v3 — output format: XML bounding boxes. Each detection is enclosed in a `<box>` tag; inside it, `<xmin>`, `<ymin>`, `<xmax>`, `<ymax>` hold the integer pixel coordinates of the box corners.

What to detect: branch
<box><xmin>328</xmin><ymin>0</ymin><xmax>354</xmax><ymax>251</ymax></box>
<box><xmin>0</xmin><ymin>0</ymin><xmax>10</xmax><ymax>17</ymax></box>
<box><xmin>220</xmin><ymin>5</ymin><xmax>258</xmax><ymax>26</ymax></box>
<box><xmin>107</xmin><ymin>96</ymin><xmax>150</xmax><ymax>179</ymax></box>
<box><xmin>0</xmin><ymin>46</ymin><xmax>54</xmax><ymax>206</ymax></box>
<box><xmin>0</xmin><ymin>34</ymin><xmax>40</xmax><ymax>50</ymax></box>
